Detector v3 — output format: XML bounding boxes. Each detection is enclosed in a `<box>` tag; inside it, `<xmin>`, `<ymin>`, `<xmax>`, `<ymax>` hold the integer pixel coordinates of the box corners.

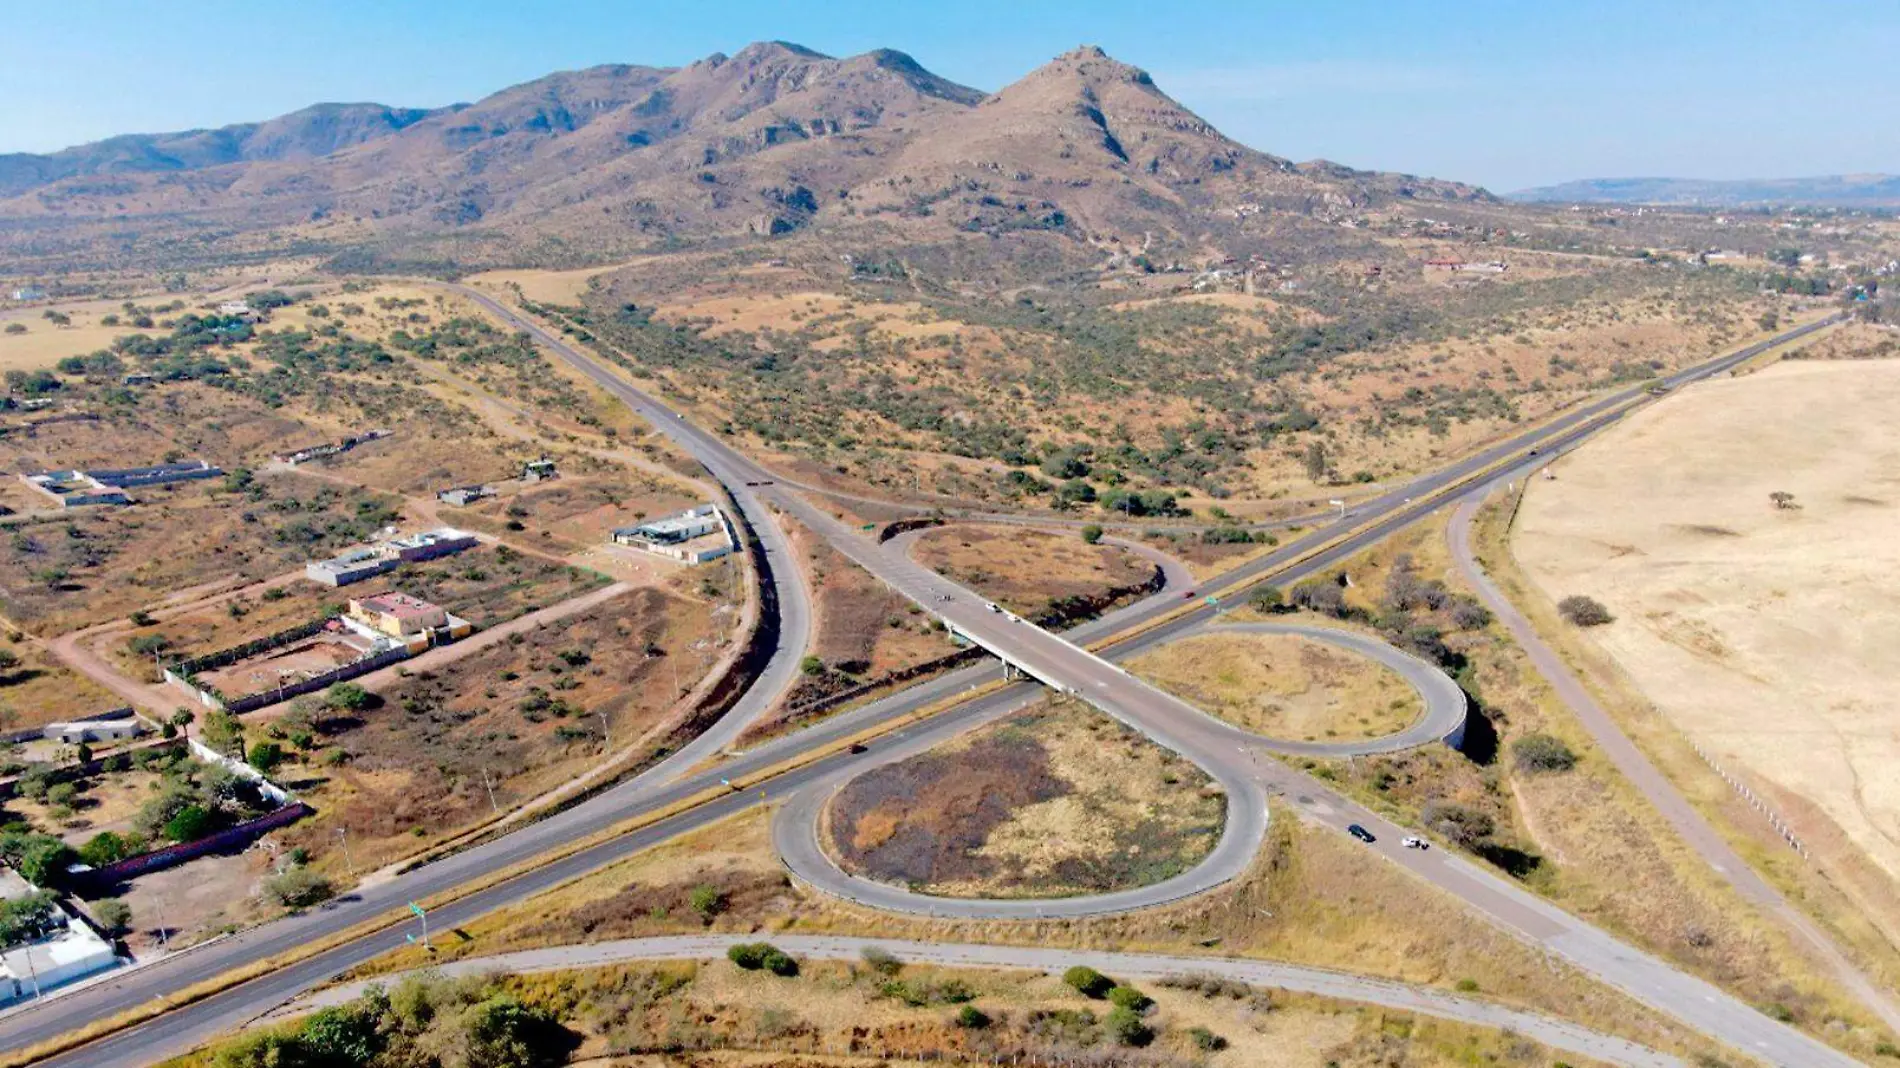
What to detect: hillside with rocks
<box><xmin>0</xmin><ymin>42</ymin><xmax>1488</xmax><ymax>271</ymax></box>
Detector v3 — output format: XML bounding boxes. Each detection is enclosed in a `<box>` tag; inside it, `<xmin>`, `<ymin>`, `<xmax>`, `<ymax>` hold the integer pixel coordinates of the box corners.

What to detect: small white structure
<box><xmin>0</xmin><ymin>870</ymin><xmax>119</xmax><ymax>1005</ymax></box>
<box><xmin>305</xmin><ymin>527</ymin><xmax>477</xmax><ymax>586</ymax></box>
<box><xmin>42</xmin><ymin>717</ymin><xmax>142</xmax><ymax>745</ymax></box>
<box><xmin>613</xmin><ymin>504</ymin><xmax>735</xmax><ymax>565</ymax></box>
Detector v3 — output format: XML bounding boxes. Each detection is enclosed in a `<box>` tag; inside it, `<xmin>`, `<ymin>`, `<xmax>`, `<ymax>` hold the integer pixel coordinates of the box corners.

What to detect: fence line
<box><xmin>1684</xmin><ymin>733</ymin><xmax>1809</xmax><ymax>860</ymax></box>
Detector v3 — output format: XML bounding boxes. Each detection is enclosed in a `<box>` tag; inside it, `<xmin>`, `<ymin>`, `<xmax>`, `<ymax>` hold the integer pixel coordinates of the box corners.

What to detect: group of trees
<box><xmin>207</xmin><ymin>973</ymin><xmax>574</xmax><ymax>1068</ymax></box>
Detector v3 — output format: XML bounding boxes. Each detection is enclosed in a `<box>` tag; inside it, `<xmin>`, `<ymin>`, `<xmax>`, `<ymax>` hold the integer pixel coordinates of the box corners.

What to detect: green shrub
<box><xmin>727</xmin><ymin>942</ymin><xmax>771</xmax><ymax>969</ymax></box>
<box><xmin>761</xmin><ymin>949</ymin><xmax>799</xmax><ymax>977</ymax></box>
<box><xmin>955</xmin><ymin>1005</ymin><xmax>990</xmax><ymax>1029</ymax></box>
<box><xmin>689</xmin><ymin>884</ymin><xmax>724</xmax><ymax>920</ymax></box>
<box><xmin>247</xmin><ymin>741</ymin><xmax>285</xmax><ymax>772</ymax></box>
<box><xmin>262</xmin><ymin>865</ymin><xmax>334</xmax><ymax>908</ymax></box>
<box><xmin>163</xmin><ymin>804</ymin><xmax>216</xmax><ymax>843</ymax></box>
<box><xmin>1106</xmin><ymin>1006</ymin><xmax>1153</xmax><ymax>1047</ymax></box>
<box><xmin>1557</xmin><ymin>594</ymin><xmax>1613</xmax><ymax>627</ymax></box>
<box><xmin>1188</xmin><ymin>1025</ymin><xmax>1228</xmax><ymax>1051</ymax></box>
<box><xmin>94</xmin><ymin>898</ymin><xmax>132</xmax><ymax>935</ymax></box>
<box><xmin>1080</xmin><ymin>524</ymin><xmax>1103</xmax><ymax>545</ymax></box>
<box><xmin>1107</xmin><ymin>985</ymin><xmax>1152</xmax><ymax>1013</ymax></box>
<box><xmin>860</xmin><ymin>945</ymin><xmax>902</xmax><ymax>975</ymax></box>
<box><xmin>1511</xmin><ymin>733</ymin><xmax>1578</xmax><ymax>773</ymax></box>
<box><xmin>1063</xmin><ymin>965</ymin><xmax>1115</xmax><ymax>998</ymax></box>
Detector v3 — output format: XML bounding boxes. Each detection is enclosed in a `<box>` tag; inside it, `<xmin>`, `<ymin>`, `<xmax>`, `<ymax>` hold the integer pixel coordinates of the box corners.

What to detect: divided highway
<box><xmin>0</xmin><ymin>301</ymin><xmax>1856</xmax><ymax>1067</ymax></box>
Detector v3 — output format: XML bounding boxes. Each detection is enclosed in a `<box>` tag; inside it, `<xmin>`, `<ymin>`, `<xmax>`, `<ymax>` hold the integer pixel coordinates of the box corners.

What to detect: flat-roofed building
<box><xmin>388</xmin><ymin>527</ymin><xmax>479</xmax><ymax>562</ymax></box>
<box><xmin>612</xmin><ymin>504</ymin><xmax>734</xmax><ymax>565</ymax></box>
<box><xmin>348</xmin><ymin>591</ymin><xmax>450</xmax><ymax>638</ymax></box>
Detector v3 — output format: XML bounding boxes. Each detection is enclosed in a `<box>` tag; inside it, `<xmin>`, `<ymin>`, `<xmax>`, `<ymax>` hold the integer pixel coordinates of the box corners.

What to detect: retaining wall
<box><xmin>71</xmin><ymin>803</ymin><xmax>313</xmax><ymax>891</ymax></box>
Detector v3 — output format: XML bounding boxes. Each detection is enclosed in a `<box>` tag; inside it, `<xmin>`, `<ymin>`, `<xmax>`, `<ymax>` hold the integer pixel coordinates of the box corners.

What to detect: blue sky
<box><xmin>1</xmin><ymin>0</ymin><xmax>1894</xmax><ymax>190</ymax></box>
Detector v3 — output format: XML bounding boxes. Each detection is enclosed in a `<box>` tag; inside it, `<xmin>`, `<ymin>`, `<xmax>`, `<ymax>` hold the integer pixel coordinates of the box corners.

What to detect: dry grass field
<box><xmin>0</xmin><ymin>633</ymin><xmax>120</xmax><ymax>726</ymax></box>
<box><xmin>909</xmin><ymin>526</ymin><xmax>1155</xmax><ymax>617</ymax></box>
<box><xmin>273</xmin><ymin>584</ymin><xmax>717</xmax><ymax>873</ymax></box>
<box><xmin>191</xmin><ymin>955</ymin><xmax>1598</xmax><ymax>1068</ymax></box>
<box><xmin>1273</xmin><ymin>507</ymin><xmax>1900</xmax><ymax>1057</ymax></box>
<box><xmin>827</xmin><ymin>699</ymin><xmax>1224</xmax><ymax>898</ymax></box>
<box><xmin>1130</xmin><ymin>632</ymin><xmax>1421</xmax><ymax>742</ymax></box>
<box><xmin>1512</xmin><ymin>357</ymin><xmax>1900</xmax><ymax>960</ymax></box>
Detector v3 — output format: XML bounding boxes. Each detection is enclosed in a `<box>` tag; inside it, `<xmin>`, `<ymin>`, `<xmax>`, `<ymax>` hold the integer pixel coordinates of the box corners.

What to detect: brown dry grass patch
<box><xmin>910</xmin><ymin>526</ymin><xmax>1153</xmax><ymax>616</ymax></box>
<box><xmin>1130</xmin><ymin>632</ymin><xmax>1420</xmax><ymax>742</ymax></box>
<box><xmin>827</xmin><ymin>699</ymin><xmax>1218</xmax><ymax>898</ymax></box>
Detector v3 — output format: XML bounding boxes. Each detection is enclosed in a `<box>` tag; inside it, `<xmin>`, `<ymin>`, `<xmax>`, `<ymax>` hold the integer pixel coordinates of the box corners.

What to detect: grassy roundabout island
<box><xmin>1130</xmin><ymin>631</ymin><xmax>1423</xmax><ymax>743</ymax></box>
<box><xmin>824</xmin><ymin>699</ymin><xmax>1226</xmax><ymax>898</ymax></box>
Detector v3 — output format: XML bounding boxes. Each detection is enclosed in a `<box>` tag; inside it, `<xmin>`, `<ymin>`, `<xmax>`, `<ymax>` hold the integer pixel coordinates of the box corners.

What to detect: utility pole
<box><xmin>597</xmin><ymin>710</ymin><xmax>611</xmax><ymax>749</ymax></box>
<box><xmin>337</xmin><ymin>826</ymin><xmax>355</xmax><ymax>879</ymax></box>
<box><xmin>480</xmin><ymin>767</ymin><xmax>500</xmax><ymax>816</ymax></box>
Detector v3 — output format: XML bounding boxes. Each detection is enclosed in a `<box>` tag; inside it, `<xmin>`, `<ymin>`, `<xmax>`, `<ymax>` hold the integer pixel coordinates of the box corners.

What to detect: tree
<box><xmin>1247</xmin><ymin>585</ymin><xmax>1284</xmax><ymax>613</ymax></box>
<box><xmin>0</xmin><ymin>648</ymin><xmax>19</xmax><ymax>676</ymax></box>
<box><xmin>1556</xmin><ymin>595</ymin><xmax>1613</xmax><ymax>627</ymax></box>
<box><xmin>297</xmin><ymin>1004</ymin><xmax>383</xmax><ymax>1066</ymax></box>
<box><xmin>1421</xmin><ymin>800</ymin><xmax>1496</xmax><ymax>848</ymax></box>
<box><xmin>1079</xmin><ymin>524</ymin><xmax>1104</xmax><ymax>545</ymax></box>
<box><xmin>201</xmin><ymin>709</ymin><xmax>244</xmax><ymax>756</ymax></box>
<box><xmin>17</xmin><ymin>836</ymin><xmax>76</xmax><ymax>886</ymax></box>
<box><xmin>798</xmin><ymin>655</ymin><xmax>825</xmax><ymax>677</ymax></box>
<box><xmin>0</xmin><ymin>890</ymin><xmax>58</xmax><ymax>947</ymax></box>
<box><xmin>1512</xmin><ymin>733</ymin><xmax>1578</xmax><ymax>773</ymax></box>
<box><xmin>1769</xmin><ymin>490</ymin><xmax>1799</xmax><ymax>510</ymax></box>
<box><xmin>459</xmin><ymin>993</ymin><xmax>574</xmax><ymax>1068</ymax></box>
<box><xmin>1303</xmin><ymin>439</ymin><xmax>1330</xmax><ymax>482</ymax></box>
<box><xmin>163</xmin><ymin>804</ymin><xmax>216</xmax><ymax>843</ymax></box>
<box><xmin>78</xmin><ymin>831</ymin><xmax>131</xmax><ymax>867</ymax></box>
<box><xmin>324</xmin><ymin>682</ymin><xmax>371</xmax><ymax>712</ymax></box>
<box><xmin>247</xmin><ymin>741</ymin><xmax>285</xmax><ymax>773</ymax></box>
<box><xmin>94</xmin><ymin>898</ymin><xmax>132</xmax><ymax>936</ymax></box>
<box><xmin>1289</xmin><ymin>579</ymin><xmax>1348</xmax><ymax>618</ymax></box>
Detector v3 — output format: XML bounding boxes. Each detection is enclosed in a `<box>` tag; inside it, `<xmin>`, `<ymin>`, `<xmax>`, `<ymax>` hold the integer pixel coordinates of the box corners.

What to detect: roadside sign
<box><xmin>408</xmin><ymin>902</ymin><xmax>426</xmax><ymax>918</ymax></box>
<box><xmin>1204</xmin><ymin>595</ymin><xmax>1220</xmax><ymax>606</ymax></box>
<box><xmin>861</xmin><ymin>523</ymin><xmax>876</xmax><ymax>531</ymax></box>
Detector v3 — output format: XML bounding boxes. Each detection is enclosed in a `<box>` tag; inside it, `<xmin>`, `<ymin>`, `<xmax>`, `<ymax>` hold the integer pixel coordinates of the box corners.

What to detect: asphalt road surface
<box><xmin>268</xmin><ymin>934</ymin><xmax>1685</xmax><ymax>1068</ymax></box>
<box><xmin>0</xmin><ymin>303</ymin><xmax>1849</xmax><ymax>1067</ymax></box>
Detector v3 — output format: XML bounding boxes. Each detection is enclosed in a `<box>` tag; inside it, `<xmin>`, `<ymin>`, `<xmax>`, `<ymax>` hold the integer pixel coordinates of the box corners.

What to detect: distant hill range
<box><xmin>0</xmin><ymin>42</ymin><xmax>1489</xmax><ymax>267</ymax></box>
<box><xmin>1509</xmin><ymin>175</ymin><xmax>1900</xmax><ymax>209</ymax></box>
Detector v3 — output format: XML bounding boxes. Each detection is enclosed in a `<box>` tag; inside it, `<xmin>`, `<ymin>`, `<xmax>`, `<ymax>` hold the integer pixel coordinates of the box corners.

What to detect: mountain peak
<box><xmin>730</xmin><ymin>40</ymin><xmax>831</xmax><ymax>65</ymax></box>
<box><xmin>1040</xmin><ymin>44</ymin><xmax>1158</xmax><ymax>88</ymax></box>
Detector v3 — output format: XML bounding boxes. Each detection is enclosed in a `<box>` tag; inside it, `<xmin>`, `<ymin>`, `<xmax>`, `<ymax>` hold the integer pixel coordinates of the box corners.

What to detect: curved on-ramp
<box><xmin>773</xmin><ymin>619</ymin><xmax>1467</xmax><ymax>919</ymax></box>
<box><xmin>267</xmin><ymin>934</ymin><xmax>1683</xmax><ymax>1068</ymax></box>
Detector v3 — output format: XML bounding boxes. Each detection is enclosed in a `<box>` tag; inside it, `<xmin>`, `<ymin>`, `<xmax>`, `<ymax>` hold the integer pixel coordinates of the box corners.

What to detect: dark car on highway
<box><xmin>1347</xmin><ymin>823</ymin><xmax>1376</xmax><ymax>843</ymax></box>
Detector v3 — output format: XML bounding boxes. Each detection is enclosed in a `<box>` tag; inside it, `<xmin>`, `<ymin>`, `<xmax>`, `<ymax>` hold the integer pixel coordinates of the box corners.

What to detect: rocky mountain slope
<box><xmin>0</xmin><ymin>42</ymin><xmax>1490</xmax><ymax>268</ymax></box>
